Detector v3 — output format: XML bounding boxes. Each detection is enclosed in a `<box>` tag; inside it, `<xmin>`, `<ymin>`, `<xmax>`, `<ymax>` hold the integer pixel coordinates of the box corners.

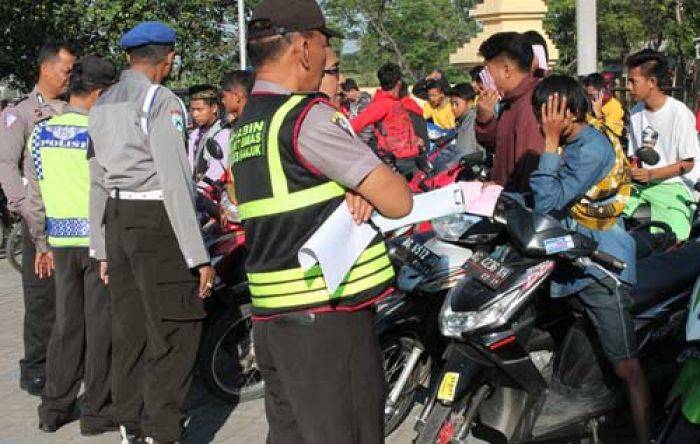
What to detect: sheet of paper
<box><xmin>298</xmin><ymin>202</ymin><xmax>378</xmax><ymax>293</ymax></box>
<box><xmin>372</xmin><ymin>183</ymin><xmax>466</xmax><ymax>233</ymax></box>
<box><xmin>297</xmin><ymin>182</ymin><xmax>503</xmax><ymax>294</ymax></box>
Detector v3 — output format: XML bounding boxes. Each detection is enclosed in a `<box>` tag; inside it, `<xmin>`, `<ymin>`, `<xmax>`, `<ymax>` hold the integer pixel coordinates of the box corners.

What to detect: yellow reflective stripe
<box><xmin>249</xmin><ymin>255</ymin><xmax>391</xmax><ymax>296</ymax></box>
<box><xmin>251</xmin><ymin>266</ymin><xmax>395</xmax><ymax>309</ymax></box>
<box><xmin>238</xmin><ymin>181</ymin><xmax>344</xmax><ymax>220</ymax></box>
<box><xmin>247</xmin><ymin>242</ymin><xmax>388</xmax><ymax>284</ymax></box>
<box><xmin>268</xmin><ymin>95</ymin><xmax>305</xmax><ymax>196</ymax></box>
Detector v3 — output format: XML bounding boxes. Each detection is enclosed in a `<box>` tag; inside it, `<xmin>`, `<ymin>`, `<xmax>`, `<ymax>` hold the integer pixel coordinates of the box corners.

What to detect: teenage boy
<box><xmin>623</xmin><ymin>49</ymin><xmax>700</xmax><ymax>241</ymax></box>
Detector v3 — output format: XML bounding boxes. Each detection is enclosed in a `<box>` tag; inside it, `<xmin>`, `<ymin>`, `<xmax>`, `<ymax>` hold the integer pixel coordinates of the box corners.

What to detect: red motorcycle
<box><xmin>194</xmin><ymin>141</ymin><xmax>264</xmax><ymax>403</ymax></box>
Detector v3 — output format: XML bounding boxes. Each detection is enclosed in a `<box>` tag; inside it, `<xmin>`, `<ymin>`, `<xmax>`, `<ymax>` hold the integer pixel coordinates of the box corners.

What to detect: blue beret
<box><xmin>120</xmin><ymin>21</ymin><xmax>176</xmax><ymax>49</ymax></box>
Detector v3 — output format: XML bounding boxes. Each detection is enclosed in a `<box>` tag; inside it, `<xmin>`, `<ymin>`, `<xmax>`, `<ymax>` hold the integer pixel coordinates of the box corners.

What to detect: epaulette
<box><xmin>9</xmin><ymin>95</ymin><xmax>28</xmax><ymax>107</ymax></box>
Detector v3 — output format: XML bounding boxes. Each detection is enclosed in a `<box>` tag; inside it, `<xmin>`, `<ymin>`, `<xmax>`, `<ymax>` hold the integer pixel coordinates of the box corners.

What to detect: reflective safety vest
<box><xmin>230</xmin><ymin>93</ymin><xmax>394</xmax><ymax>316</ymax></box>
<box><xmin>28</xmin><ymin>112</ymin><xmax>91</xmax><ymax>247</ymax></box>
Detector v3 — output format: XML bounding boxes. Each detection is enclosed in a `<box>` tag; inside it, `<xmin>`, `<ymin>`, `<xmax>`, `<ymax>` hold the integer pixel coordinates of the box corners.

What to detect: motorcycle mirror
<box><xmin>636</xmin><ymin>147</ymin><xmax>660</xmax><ymax>166</ymax></box>
<box><xmin>205</xmin><ymin>139</ymin><xmax>224</xmax><ymax>160</ymax></box>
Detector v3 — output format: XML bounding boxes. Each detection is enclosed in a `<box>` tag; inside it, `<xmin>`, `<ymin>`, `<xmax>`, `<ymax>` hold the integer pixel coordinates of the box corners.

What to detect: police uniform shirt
<box><xmin>252</xmin><ymin>80</ymin><xmax>382</xmax><ymax>188</ymax></box>
<box><xmin>0</xmin><ymin>86</ymin><xmax>64</xmax><ymax>219</ymax></box>
<box><xmin>88</xmin><ymin>70</ymin><xmax>209</xmax><ymax>268</ymax></box>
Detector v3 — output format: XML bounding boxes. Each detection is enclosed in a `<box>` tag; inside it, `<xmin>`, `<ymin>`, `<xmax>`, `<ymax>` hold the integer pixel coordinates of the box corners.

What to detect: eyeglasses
<box><xmin>323</xmin><ymin>65</ymin><xmax>340</xmax><ymax>77</ymax></box>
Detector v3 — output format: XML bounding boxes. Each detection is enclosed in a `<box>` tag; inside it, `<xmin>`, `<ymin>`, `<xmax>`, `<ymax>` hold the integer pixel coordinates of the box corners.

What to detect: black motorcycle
<box><xmin>414</xmin><ymin>193</ymin><xmax>699</xmax><ymax>443</ymax></box>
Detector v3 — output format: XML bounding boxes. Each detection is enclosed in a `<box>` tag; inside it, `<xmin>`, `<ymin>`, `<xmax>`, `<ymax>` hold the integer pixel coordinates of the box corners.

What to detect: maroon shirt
<box><xmin>475</xmin><ymin>76</ymin><xmax>545</xmax><ymax>192</ymax></box>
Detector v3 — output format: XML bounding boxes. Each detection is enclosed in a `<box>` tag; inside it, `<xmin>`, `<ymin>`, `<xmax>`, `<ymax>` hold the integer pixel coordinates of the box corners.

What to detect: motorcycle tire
<box><xmin>197</xmin><ymin>307</ymin><xmax>264</xmax><ymax>404</ymax></box>
<box><xmin>6</xmin><ymin>222</ymin><xmax>22</xmax><ymax>273</ymax></box>
<box><xmin>382</xmin><ymin>335</ymin><xmax>427</xmax><ymax>436</ymax></box>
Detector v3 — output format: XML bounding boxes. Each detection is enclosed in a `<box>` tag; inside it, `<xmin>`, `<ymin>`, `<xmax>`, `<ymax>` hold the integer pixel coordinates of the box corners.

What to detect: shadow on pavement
<box><xmin>183</xmin><ymin>375</ymin><xmax>239</xmax><ymax>443</ymax></box>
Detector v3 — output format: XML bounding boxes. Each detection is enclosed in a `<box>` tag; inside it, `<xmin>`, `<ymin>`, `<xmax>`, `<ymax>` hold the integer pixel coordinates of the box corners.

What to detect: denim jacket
<box><xmin>530</xmin><ymin>125</ymin><xmax>636</xmax><ymax>297</ymax></box>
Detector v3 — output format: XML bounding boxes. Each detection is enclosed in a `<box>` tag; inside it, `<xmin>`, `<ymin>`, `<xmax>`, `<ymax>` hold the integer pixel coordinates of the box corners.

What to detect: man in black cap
<box><xmin>88</xmin><ymin>22</ymin><xmax>214</xmax><ymax>443</ymax></box>
<box><xmin>230</xmin><ymin>0</ymin><xmax>413</xmax><ymax>442</ymax></box>
<box><xmin>25</xmin><ymin>55</ymin><xmax>117</xmax><ymax>435</ymax></box>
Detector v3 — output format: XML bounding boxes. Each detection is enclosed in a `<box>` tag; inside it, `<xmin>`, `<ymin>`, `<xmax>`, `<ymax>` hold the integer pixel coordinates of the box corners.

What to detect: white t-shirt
<box><xmin>628</xmin><ymin>96</ymin><xmax>700</xmax><ymax>189</ymax></box>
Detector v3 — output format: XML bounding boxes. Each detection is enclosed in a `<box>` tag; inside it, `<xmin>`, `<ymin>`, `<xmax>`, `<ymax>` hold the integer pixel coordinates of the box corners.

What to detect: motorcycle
<box><xmin>193</xmin><ymin>140</ymin><xmax>264</xmax><ymax>403</ymax></box>
<box><xmin>414</xmin><ymin>193</ymin><xmax>700</xmax><ymax>443</ymax></box>
<box><xmin>655</xmin><ymin>276</ymin><xmax>700</xmax><ymax>443</ymax></box>
<box><xmin>1</xmin><ymin>188</ymin><xmax>22</xmax><ymax>272</ymax></box>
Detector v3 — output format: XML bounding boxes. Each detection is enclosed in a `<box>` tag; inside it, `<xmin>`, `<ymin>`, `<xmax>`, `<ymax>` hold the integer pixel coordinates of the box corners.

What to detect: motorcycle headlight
<box><xmin>439</xmin><ymin>261</ymin><xmax>555</xmax><ymax>338</ymax></box>
<box><xmin>432</xmin><ymin>214</ymin><xmax>482</xmax><ymax>241</ymax></box>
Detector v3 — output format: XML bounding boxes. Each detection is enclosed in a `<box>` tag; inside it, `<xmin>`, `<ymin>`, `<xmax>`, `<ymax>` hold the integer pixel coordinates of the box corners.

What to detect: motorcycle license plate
<box><xmin>399</xmin><ymin>237</ymin><xmax>441</xmax><ymax>276</ymax></box>
<box><xmin>464</xmin><ymin>251</ymin><xmax>513</xmax><ymax>289</ymax></box>
<box><xmin>437</xmin><ymin>372</ymin><xmax>460</xmax><ymax>402</ymax></box>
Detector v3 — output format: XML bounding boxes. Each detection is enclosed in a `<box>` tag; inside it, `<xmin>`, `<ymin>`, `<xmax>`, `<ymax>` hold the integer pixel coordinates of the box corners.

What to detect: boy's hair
<box><xmin>478</xmin><ymin>32</ymin><xmax>533</xmax><ymax>73</ymax></box>
<box><xmin>626</xmin><ymin>49</ymin><xmax>669</xmax><ymax>86</ymax></box>
<box><xmin>189</xmin><ymin>84</ymin><xmax>220</xmax><ymax>106</ymax></box>
<box><xmin>522</xmin><ymin>30</ymin><xmax>548</xmax><ymax>77</ymax></box>
<box><xmin>221</xmin><ymin>70</ymin><xmax>254</xmax><ymax>94</ymax></box>
<box><xmin>425</xmin><ymin>79</ymin><xmax>445</xmax><ymax>93</ymax></box>
<box><xmin>532</xmin><ymin>75</ymin><xmax>589</xmax><ymax>123</ymax></box>
<box><xmin>469</xmin><ymin>65</ymin><xmax>484</xmax><ymax>83</ymax></box>
<box><xmin>377</xmin><ymin>63</ymin><xmax>402</xmax><ymax>91</ymax></box>
<box><xmin>582</xmin><ymin>73</ymin><xmax>606</xmax><ymax>90</ymax></box>
<box><xmin>447</xmin><ymin>83</ymin><xmax>476</xmax><ymax>101</ymax></box>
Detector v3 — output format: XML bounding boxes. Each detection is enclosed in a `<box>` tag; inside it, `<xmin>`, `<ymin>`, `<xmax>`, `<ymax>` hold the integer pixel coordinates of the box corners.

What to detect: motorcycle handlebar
<box><xmin>590</xmin><ymin>250</ymin><xmax>626</xmax><ymax>273</ymax></box>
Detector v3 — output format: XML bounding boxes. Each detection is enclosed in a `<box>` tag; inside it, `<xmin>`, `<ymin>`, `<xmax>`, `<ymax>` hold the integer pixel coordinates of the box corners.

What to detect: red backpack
<box><xmin>374</xmin><ymin>102</ymin><xmax>421</xmax><ymax>159</ymax></box>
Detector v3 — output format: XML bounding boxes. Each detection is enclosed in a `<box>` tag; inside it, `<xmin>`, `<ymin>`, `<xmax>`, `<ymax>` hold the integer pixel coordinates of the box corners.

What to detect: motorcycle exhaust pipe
<box><xmin>385</xmin><ymin>345</ymin><xmax>424</xmax><ymax>417</ymax></box>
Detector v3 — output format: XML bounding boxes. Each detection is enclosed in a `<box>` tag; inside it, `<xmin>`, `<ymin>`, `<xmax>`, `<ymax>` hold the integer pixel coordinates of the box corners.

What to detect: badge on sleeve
<box><xmin>4</xmin><ymin>113</ymin><xmax>17</xmax><ymax>129</ymax></box>
<box><xmin>170</xmin><ymin>110</ymin><xmax>184</xmax><ymax>132</ymax></box>
<box><xmin>331</xmin><ymin>112</ymin><xmax>356</xmax><ymax>138</ymax></box>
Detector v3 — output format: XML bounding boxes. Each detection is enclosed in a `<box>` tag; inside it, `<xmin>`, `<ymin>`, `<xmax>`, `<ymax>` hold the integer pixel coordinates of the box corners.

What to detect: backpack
<box><xmin>374</xmin><ymin>101</ymin><xmax>421</xmax><ymax>159</ymax></box>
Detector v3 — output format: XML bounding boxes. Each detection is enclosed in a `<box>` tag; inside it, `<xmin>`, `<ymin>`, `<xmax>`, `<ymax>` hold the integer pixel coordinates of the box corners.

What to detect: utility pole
<box><xmin>576</xmin><ymin>0</ymin><xmax>597</xmax><ymax>76</ymax></box>
<box><xmin>238</xmin><ymin>0</ymin><xmax>247</xmax><ymax>69</ymax></box>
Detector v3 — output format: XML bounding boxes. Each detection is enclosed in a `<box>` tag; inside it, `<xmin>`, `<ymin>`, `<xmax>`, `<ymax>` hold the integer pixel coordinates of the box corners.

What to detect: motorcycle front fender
<box><xmin>434</xmin><ymin>343</ymin><xmax>482</xmax><ymax>407</ymax></box>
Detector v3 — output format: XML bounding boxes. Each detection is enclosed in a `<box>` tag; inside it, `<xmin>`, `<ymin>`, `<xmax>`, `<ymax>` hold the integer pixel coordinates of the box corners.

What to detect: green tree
<box><xmin>0</xmin><ymin>0</ymin><xmax>254</xmax><ymax>91</ymax></box>
<box><xmin>545</xmin><ymin>0</ymin><xmax>700</xmax><ymax>75</ymax></box>
<box><xmin>324</xmin><ymin>0</ymin><xmax>479</xmax><ymax>85</ymax></box>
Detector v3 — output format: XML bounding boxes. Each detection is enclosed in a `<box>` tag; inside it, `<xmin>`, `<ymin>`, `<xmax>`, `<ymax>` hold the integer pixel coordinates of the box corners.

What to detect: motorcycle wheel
<box><xmin>6</xmin><ymin>222</ymin><xmax>22</xmax><ymax>273</ymax></box>
<box><xmin>197</xmin><ymin>308</ymin><xmax>264</xmax><ymax>404</ymax></box>
<box><xmin>382</xmin><ymin>335</ymin><xmax>427</xmax><ymax>436</ymax></box>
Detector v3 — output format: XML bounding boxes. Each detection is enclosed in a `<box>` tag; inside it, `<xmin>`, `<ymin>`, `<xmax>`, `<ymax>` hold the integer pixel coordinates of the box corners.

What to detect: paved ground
<box><xmin>0</xmin><ymin>259</ymin><xmax>418</xmax><ymax>443</ymax></box>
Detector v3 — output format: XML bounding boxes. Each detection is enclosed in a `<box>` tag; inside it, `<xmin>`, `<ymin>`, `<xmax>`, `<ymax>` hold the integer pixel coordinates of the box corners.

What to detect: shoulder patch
<box><xmin>4</xmin><ymin>112</ymin><xmax>17</xmax><ymax>128</ymax></box>
<box><xmin>331</xmin><ymin>111</ymin><xmax>356</xmax><ymax>138</ymax></box>
<box><xmin>170</xmin><ymin>110</ymin><xmax>184</xmax><ymax>132</ymax></box>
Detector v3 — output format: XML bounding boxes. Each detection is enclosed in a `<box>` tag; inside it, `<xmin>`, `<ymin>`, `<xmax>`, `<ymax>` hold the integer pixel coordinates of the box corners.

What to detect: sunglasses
<box><xmin>323</xmin><ymin>65</ymin><xmax>340</xmax><ymax>77</ymax></box>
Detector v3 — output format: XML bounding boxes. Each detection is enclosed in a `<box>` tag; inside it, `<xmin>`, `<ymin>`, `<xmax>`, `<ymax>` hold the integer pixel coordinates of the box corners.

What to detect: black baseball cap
<box><xmin>341</xmin><ymin>78</ymin><xmax>359</xmax><ymax>91</ymax></box>
<box><xmin>447</xmin><ymin>83</ymin><xmax>477</xmax><ymax>101</ymax></box>
<box><xmin>77</xmin><ymin>55</ymin><xmax>117</xmax><ymax>87</ymax></box>
<box><xmin>248</xmin><ymin>0</ymin><xmax>343</xmax><ymax>40</ymax></box>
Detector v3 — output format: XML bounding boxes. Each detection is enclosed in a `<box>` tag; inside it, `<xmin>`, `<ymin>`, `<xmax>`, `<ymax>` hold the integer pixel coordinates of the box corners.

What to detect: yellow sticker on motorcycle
<box><xmin>437</xmin><ymin>372</ymin><xmax>460</xmax><ymax>402</ymax></box>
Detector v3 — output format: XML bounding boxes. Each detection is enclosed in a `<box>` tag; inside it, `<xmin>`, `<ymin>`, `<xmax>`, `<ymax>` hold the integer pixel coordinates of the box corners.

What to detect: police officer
<box><xmin>0</xmin><ymin>41</ymin><xmax>76</xmax><ymax>395</ymax></box>
<box><xmin>25</xmin><ymin>55</ymin><xmax>117</xmax><ymax>435</ymax></box>
<box><xmin>232</xmin><ymin>1</ymin><xmax>413</xmax><ymax>442</ymax></box>
<box><xmin>88</xmin><ymin>22</ymin><xmax>214</xmax><ymax>443</ymax></box>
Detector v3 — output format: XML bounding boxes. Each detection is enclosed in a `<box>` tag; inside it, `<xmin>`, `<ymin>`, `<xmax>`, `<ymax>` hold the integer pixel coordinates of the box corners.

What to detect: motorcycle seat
<box><xmin>630</xmin><ymin>239</ymin><xmax>700</xmax><ymax>314</ymax></box>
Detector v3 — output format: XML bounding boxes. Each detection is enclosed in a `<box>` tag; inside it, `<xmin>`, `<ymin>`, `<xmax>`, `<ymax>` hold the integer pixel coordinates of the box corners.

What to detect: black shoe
<box><xmin>20</xmin><ymin>377</ymin><xmax>45</xmax><ymax>396</ymax></box>
<box><xmin>38</xmin><ymin>416</ymin><xmax>73</xmax><ymax>433</ymax></box>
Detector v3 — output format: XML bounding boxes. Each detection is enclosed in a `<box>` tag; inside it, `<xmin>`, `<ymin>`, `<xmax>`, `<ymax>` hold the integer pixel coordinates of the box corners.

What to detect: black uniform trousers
<box><xmin>253</xmin><ymin>309</ymin><xmax>385</xmax><ymax>444</ymax></box>
<box><xmin>39</xmin><ymin>247</ymin><xmax>113</xmax><ymax>430</ymax></box>
<box><xmin>104</xmin><ymin>198</ymin><xmax>204</xmax><ymax>442</ymax></box>
<box><xmin>20</xmin><ymin>221</ymin><xmax>55</xmax><ymax>381</ymax></box>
